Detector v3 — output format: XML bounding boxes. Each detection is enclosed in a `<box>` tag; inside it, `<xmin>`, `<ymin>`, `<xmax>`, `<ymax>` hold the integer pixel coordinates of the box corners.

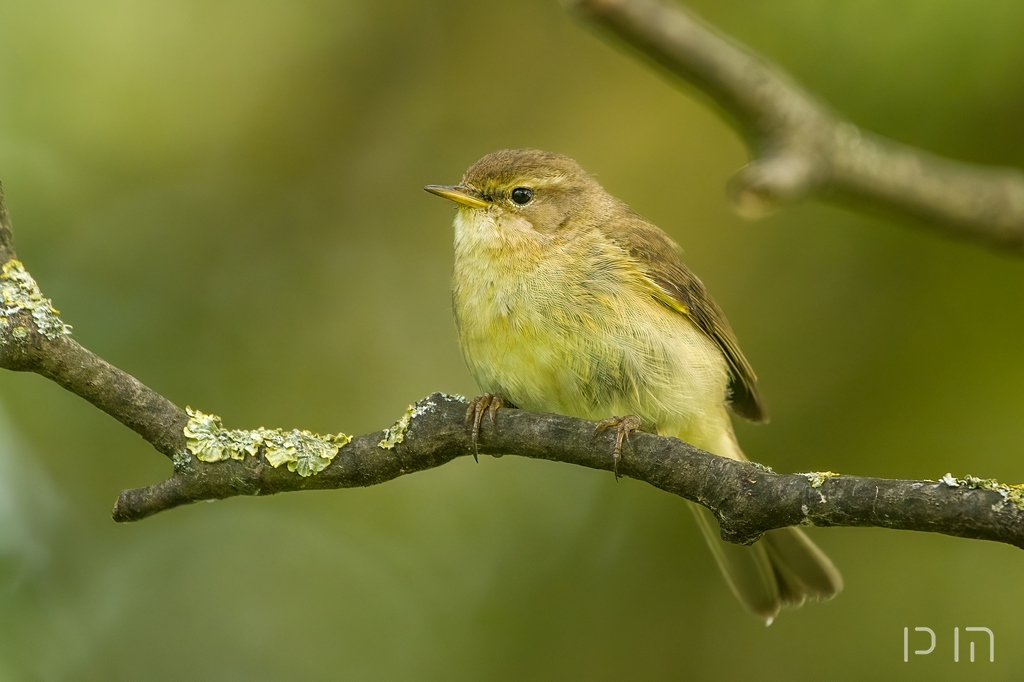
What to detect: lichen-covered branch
<box><xmin>571</xmin><ymin>0</ymin><xmax>1024</xmax><ymax>252</ymax></box>
<box><xmin>111</xmin><ymin>392</ymin><xmax>1024</xmax><ymax>551</ymax></box>
<box><xmin>2</xmin><ymin>240</ymin><xmax>1024</xmax><ymax>547</ymax></box>
<box><xmin>0</xmin><ymin>219</ymin><xmax>188</xmax><ymax>460</ymax></box>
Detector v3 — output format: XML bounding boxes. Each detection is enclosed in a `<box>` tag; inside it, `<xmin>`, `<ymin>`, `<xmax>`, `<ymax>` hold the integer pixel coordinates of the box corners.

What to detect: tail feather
<box><xmin>680</xmin><ymin>413</ymin><xmax>842</xmax><ymax>622</ymax></box>
<box><xmin>689</xmin><ymin>503</ymin><xmax>842</xmax><ymax>623</ymax></box>
<box><xmin>689</xmin><ymin>502</ymin><xmax>780</xmax><ymax>622</ymax></box>
<box><xmin>763</xmin><ymin>526</ymin><xmax>844</xmax><ymax>604</ymax></box>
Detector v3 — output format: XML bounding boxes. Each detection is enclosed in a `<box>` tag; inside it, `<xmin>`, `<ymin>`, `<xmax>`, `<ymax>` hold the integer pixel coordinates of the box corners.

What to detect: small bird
<box><xmin>425</xmin><ymin>149</ymin><xmax>842</xmax><ymax>623</ymax></box>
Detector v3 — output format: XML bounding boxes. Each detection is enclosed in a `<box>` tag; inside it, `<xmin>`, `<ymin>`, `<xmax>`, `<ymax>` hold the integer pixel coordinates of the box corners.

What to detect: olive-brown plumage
<box><xmin>426</xmin><ymin>149</ymin><xmax>841</xmax><ymax>622</ymax></box>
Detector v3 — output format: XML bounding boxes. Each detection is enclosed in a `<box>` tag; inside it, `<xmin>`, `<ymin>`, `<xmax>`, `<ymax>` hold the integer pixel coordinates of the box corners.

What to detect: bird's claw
<box><xmin>596</xmin><ymin>414</ymin><xmax>642</xmax><ymax>479</ymax></box>
<box><xmin>465</xmin><ymin>393</ymin><xmax>513</xmax><ymax>462</ymax></box>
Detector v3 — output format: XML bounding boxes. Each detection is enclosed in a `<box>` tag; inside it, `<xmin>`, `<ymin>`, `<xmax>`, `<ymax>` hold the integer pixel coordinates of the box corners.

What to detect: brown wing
<box><xmin>603</xmin><ymin>211</ymin><xmax>768</xmax><ymax>423</ymax></box>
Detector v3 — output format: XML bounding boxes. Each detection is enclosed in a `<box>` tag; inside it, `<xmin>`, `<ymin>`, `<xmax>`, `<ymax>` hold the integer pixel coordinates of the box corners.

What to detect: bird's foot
<box><xmin>595</xmin><ymin>414</ymin><xmax>642</xmax><ymax>479</ymax></box>
<box><xmin>465</xmin><ymin>393</ymin><xmax>515</xmax><ymax>462</ymax></box>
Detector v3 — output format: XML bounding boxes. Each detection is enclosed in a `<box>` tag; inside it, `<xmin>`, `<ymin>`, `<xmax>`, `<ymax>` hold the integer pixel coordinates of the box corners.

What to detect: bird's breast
<box><xmin>450</xmin><ymin>210</ymin><xmax>728</xmax><ymax>431</ymax></box>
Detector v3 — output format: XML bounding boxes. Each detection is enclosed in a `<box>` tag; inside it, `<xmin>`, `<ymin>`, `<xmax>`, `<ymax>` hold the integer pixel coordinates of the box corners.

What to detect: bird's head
<box><xmin>425</xmin><ymin>149</ymin><xmax>612</xmax><ymax>237</ymax></box>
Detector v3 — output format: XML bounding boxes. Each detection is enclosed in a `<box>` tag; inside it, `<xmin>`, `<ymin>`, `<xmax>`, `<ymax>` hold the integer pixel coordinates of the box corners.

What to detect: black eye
<box><xmin>510</xmin><ymin>187</ymin><xmax>533</xmax><ymax>205</ymax></box>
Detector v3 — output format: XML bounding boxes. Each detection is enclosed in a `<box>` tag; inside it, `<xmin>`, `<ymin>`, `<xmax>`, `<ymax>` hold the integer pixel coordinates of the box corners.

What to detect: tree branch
<box><xmin>112</xmin><ymin>392</ymin><xmax>1024</xmax><ymax>551</ymax></box>
<box><xmin>2</xmin><ymin>230</ymin><xmax>1023</xmax><ymax>545</ymax></box>
<box><xmin>570</xmin><ymin>0</ymin><xmax>1024</xmax><ymax>252</ymax></box>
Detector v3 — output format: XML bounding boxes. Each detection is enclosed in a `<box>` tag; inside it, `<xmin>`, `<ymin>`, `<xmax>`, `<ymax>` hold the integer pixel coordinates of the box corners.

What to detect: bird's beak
<box><xmin>423</xmin><ymin>184</ymin><xmax>489</xmax><ymax>209</ymax></box>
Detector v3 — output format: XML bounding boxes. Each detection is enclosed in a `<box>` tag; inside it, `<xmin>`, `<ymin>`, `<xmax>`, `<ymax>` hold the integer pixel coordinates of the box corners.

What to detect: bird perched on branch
<box><xmin>425</xmin><ymin>148</ymin><xmax>841</xmax><ymax>623</ymax></box>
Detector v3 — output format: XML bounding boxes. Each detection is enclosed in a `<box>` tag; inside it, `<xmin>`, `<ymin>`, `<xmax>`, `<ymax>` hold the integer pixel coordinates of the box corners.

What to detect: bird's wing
<box><xmin>604</xmin><ymin>212</ymin><xmax>767</xmax><ymax>423</ymax></box>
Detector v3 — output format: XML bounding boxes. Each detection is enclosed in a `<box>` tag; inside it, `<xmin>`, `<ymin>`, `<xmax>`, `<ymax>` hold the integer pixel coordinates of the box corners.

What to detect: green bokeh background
<box><xmin>1</xmin><ymin>0</ymin><xmax>1023</xmax><ymax>679</ymax></box>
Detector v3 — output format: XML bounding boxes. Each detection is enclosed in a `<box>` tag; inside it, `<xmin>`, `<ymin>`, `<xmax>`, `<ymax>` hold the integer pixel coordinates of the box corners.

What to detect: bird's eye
<box><xmin>510</xmin><ymin>187</ymin><xmax>533</xmax><ymax>205</ymax></box>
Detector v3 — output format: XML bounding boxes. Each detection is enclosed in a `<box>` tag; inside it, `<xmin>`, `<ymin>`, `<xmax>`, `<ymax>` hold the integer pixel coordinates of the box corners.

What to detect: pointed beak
<box><xmin>423</xmin><ymin>184</ymin><xmax>489</xmax><ymax>209</ymax></box>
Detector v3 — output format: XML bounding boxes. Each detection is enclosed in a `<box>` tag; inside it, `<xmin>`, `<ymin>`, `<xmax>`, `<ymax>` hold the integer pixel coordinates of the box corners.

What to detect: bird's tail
<box><xmin>688</xmin><ymin>503</ymin><xmax>843</xmax><ymax>624</ymax></box>
<box><xmin>680</xmin><ymin>419</ymin><xmax>843</xmax><ymax>624</ymax></box>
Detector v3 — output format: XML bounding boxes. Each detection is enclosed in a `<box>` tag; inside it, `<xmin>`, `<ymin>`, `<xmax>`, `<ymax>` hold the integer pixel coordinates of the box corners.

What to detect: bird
<box><xmin>425</xmin><ymin>148</ymin><xmax>842</xmax><ymax>623</ymax></box>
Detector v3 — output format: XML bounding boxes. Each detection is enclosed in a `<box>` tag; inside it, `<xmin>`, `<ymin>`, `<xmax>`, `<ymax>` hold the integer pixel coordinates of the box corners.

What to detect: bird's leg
<box><xmin>465</xmin><ymin>393</ymin><xmax>515</xmax><ymax>462</ymax></box>
<box><xmin>595</xmin><ymin>414</ymin><xmax>642</xmax><ymax>479</ymax></box>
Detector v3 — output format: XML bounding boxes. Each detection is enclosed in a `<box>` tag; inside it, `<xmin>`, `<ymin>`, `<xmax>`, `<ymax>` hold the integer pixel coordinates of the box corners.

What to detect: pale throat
<box><xmin>452</xmin><ymin>206</ymin><xmax>548</xmax><ymax>251</ymax></box>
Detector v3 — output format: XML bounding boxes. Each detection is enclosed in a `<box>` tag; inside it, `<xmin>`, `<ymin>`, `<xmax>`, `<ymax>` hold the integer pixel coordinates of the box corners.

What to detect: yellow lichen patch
<box><xmin>939</xmin><ymin>473</ymin><xmax>1024</xmax><ymax>511</ymax></box>
<box><xmin>183</xmin><ymin>408</ymin><xmax>261</xmax><ymax>462</ymax></box>
<box><xmin>259</xmin><ymin>428</ymin><xmax>352</xmax><ymax>477</ymax></box>
<box><xmin>378</xmin><ymin>405</ymin><xmax>414</xmax><ymax>450</ymax></box>
<box><xmin>184</xmin><ymin>407</ymin><xmax>351</xmax><ymax>477</ymax></box>
<box><xmin>800</xmin><ymin>471</ymin><xmax>840</xmax><ymax>488</ymax></box>
<box><xmin>377</xmin><ymin>396</ymin><xmax>448</xmax><ymax>450</ymax></box>
<box><xmin>0</xmin><ymin>259</ymin><xmax>72</xmax><ymax>341</ymax></box>
<box><xmin>1006</xmin><ymin>486</ymin><xmax>1024</xmax><ymax>509</ymax></box>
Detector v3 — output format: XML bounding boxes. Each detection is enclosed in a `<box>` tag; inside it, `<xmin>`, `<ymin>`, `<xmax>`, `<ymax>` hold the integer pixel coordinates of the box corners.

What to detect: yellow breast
<box><xmin>451</xmin><ymin>207</ymin><xmax>730</xmax><ymax>443</ymax></box>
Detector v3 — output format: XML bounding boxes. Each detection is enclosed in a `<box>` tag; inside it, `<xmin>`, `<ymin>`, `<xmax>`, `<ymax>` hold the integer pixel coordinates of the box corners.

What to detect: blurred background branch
<box><xmin>572</xmin><ymin>0</ymin><xmax>1024</xmax><ymax>252</ymax></box>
